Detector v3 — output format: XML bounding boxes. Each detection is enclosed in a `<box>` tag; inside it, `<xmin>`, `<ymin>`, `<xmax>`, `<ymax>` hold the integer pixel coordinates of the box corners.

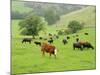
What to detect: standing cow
<box><xmin>62</xmin><ymin>39</ymin><xmax>68</xmax><ymax>45</ymax></box>
<box><xmin>22</xmin><ymin>38</ymin><xmax>32</xmax><ymax>44</ymax></box>
<box><xmin>48</xmin><ymin>38</ymin><xmax>53</xmax><ymax>44</ymax></box>
<box><xmin>67</xmin><ymin>36</ymin><xmax>70</xmax><ymax>40</ymax></box>
<box><xmin>73</xmin><ymin>41</ymin><xmax>94</xmax><ymax>51</ymax></box>
<box><xmin>84</xmin><ymin>33</ymin><xmax>88</xmax><ymax>35</ymax></box>
<box><xmin>79</xmin><ymin>41</ymin><xmax>94</xmax><ymax>49</ymax></box>
<box><xmin>73</xmin><ymin>42</ymin><xmax>83</xmax><ymax>50</ymax></box>
<box><xmin>41</xmin><ymin>43</ymin><xmax>58</xmax><ymax>58</ymax></box>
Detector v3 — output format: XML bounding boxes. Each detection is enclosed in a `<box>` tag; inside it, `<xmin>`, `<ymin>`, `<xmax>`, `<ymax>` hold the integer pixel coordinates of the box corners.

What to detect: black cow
<box><xmin>82</xmin><ymin>42</ymin><xmax>94</xmax><ymax>49</ymax></box>
<box><xmin>56</xmin><ymin>35</ymin><xmax>59</xmax><ymax>39</ymax></box>
<box><xmin>62</xmin><ymin>39</ymin><xmax>68</xmax><ymax>45</ymax></box>
<box><xmin>76</xmin><ymin>34</ymin><xmax>79</xmax><ymax>37</ymax></box>
<box><xmin>84</xmin><ymin>33</ymin><xmax>88</xmax><ymax>35</ymax></box>
<box><xmin>67</xmin><ymin>36</ymin><xmax>70</xmax><ymax>40</ymax></box>
<box><xmin>48</xmin><ymin>33</ymin><xmax>52</xmax><ymax>36</ymax></box>
<box><xmin>50</xmin><ymin>37</ymin><xmax>53</xmax><ymax>40</ymax></box>
<box><xmin>48</xmin><ymin>39</ymin><xmax>53</xmax><ymax>44</ymax></box>
<box><xmin>39</xmin><ymin>37</ymin><xmax>43</xmax><ymax>40</ymax></box>
<box><xmin>34</xmin><ymin>41</ymin><xmax>41</xmax><ymax>46</ymax></box>
<box><xmin>76</xmin><ymin>38</ymin><xmax>79</xmax><ymax>42</ymax></box>
<box><xmin>22</xmin><ymin>38</ymin><xmax>32</xmax><ymax>44</ymax></box>
<box><xmin>73</xmin><ymin>42</ymin><xmax>83</xmax><ymax>50</ymax></box>
<box><xmin>73</xmin><ymin>41</ymin><xmax>94</xmax><ymax>51</ymax></box>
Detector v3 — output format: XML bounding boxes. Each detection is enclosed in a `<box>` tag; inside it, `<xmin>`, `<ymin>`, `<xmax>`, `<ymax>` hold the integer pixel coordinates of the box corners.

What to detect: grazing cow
<box><xmin>79</xmin><ymin>41</ymin><xmax>94</xmax><ymax>49</ymax></box>
<box><xmin>67</xmin><ymin>36</ymin><xmax>70</xmax><ymax>39</ymax></box>
<box><xmin>48</xmin><ymin>33</ymin><xmax>52</xmax><ymax>36</ymax></box>
<box><xmin>22</xmin><ymin>38</ymin><xmax>32</xmax><ymax>44</ymax></box>
<box><xmin>48</xmin><ymin>39</ymin><xmax>53</xmax><ymax>44</ymax></box>
<box><xmin>41</xmin><ymin>43</ymin><xmax>57</xmax><ymax>58</ymax></box>
<box><xmin>39</xmin><ymin>37</ymin><xmax>43</xmax><ymax>40</ymax></box>
<box><xmin>84</xmin><ymin>33</ymin><xmax>88</xmax><ymax>35</ymax></box>
<box><xmin>73</xmin><ymin>42</ymin><xmax>83</xmax><ymax>50</ymax></box>
<box><xmin>53</xmin><ymin>34</ymin><xmax>59</xmax><ymax>39</ymax></box>
<box><xmin>49</xmin><ymin>37</ymin><xmax>53</xmax><ymax>40</ymax></box>
<box><xmin>56</xmin><ymin>35</ymin><xmax>59</xmax><ymax>39</ymax></box>
<box><xmin>34</xmin><ymin>41</ymin><xmax>41</xmax><ymax>46</ymax></box>
<box><xmin>76</xmin><ymin>38</ymin><xmax>79</xmax><ymax>42</ymax></box>
<box><xmin>62</xmin><ymin>39</ymin><xmax>68</xmax><ymax>45</ymax></box>
<box><xmin>73</xmin><ymin>41</ymin><xmax>94</xmax><ymax>50</ymax></box>
<box><xmin>76</xmin><ymin>34</ymin><xmax>79</xmax><ymax>37</ymax></box>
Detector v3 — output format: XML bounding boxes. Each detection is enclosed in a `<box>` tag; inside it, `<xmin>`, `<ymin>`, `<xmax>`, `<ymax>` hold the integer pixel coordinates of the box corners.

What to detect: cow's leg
<box><xmin>80</xmin><ymin>47</ymin><xmax>83</xmax><ymax>51</ymax></box>
<box><xmin>73</xmin><ymin>44</ymin><xmax>75</xmax><ymax>50</ymax></box>
<box><xmin>29</xmin><ymin>41</ymin><xmax>31</xmax><ymax>44</ymax></box>
<box><xmin>49</xmin><ymin>53</ymin><xmax>52</xmax><ymax>58</ymax></box>
<box><xmin>54</xmin><ymin>49</ymin><xmax>57</xmax><ymax>59</ymax></box>
<box><xmin>42</xmin><ymin>51</ymin><xmax>45</xmax><ymax>57</ymax></box>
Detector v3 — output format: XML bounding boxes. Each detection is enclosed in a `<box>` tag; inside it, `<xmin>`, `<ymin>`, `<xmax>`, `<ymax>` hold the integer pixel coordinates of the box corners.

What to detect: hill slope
<box><xmin>55</xmin><ymin>6</ymin><xmax>96</xmax><ymax>27</ymax></box>
<box><xmin>12</xmin><ymin>1</ymin><xmax>33</xmax><ymax>13</ymax></box>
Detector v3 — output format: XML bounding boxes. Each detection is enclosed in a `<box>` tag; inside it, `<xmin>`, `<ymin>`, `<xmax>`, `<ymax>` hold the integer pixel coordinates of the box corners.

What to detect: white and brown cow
<box><xmin>41</xmin><ymin>43</ymin><xmax>58</xmax><ymax>58</ymax></box>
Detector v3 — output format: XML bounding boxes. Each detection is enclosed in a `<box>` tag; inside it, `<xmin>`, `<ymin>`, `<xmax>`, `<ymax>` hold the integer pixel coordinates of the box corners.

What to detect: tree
<box><xmin>44</xmin><ymin>8</ymin><xmax>60</xmax><ymax>25</ymax></box>
<box><xmin>11</xmin><ymin>11</ymin><xmax>28</xmax><ymax>19</ymax></box>
<box><xmin>68</xmin><ymin>20</ymin><xmax>84</xmax><ymax>33</ymax></box>
<box><xmin>19</xmin><ymin>15</ymin><xmax>47</xmax><ymax>38</ymax></box>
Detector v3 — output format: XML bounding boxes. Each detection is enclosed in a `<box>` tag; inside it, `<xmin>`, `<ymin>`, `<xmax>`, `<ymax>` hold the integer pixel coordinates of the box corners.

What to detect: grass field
<box><xmin>11</xmin><ymin>6</ymin><xmax>96</xmax><ymax>74</ymax></box>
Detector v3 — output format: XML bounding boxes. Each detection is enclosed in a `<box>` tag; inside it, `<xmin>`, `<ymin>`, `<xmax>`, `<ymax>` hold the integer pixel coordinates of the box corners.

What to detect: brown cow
<box><xmin>41</xmin><ymin>43</ymin><xmax>57</xmax><ymax>58</ymax></box>
<box><xmin>73</xmin><ymin>41</ymin><xmax>94</xmax><ymax>50</ymax></box>
<box><xmin>79</xmin><ymin>41</ymin><xmax>94</xmax><ymax>49</ymax></box>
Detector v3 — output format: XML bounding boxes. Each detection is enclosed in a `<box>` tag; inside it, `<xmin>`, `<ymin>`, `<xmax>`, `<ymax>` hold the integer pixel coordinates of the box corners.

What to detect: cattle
<box><xmin>62</xmin><ymin>39</ymin><xmax>68</xmax><ymax>45</ymax></box>
<box><xmin>76</xmin><ymin>34</ymin><xmax>79</xmax><ymax>37</ymax></box>
<box><xmin>79</xmin><ymin>41</ymin><xmax>94</xmax><ymax>49</ymax></box>
<box><xmin>22</xmin><ymin>38</ymin><xmax>32</xmax><ymax>44</ymax></box>
<box><xmin>39</xmin><ymin>37</ymin><xmax>43</xmax><ymax>40</ymax></box>
<box><xmin>48</xmin><ymin>39</ymin><xmax>53</xmax><ymax>44</ymax></box>
<box><xmin>50</xmin><ymin>37</ymin><xmax>53</xmax><ymax>40</ymax></box>
<box><xmin>48</xmin><ymin>33</ymin><xmax>52</xmax><ymax>36</ymax></box>
<box><xmin>34</xmin><ymin>41</ymin><xmax>41</xmax><ymax>46</ymax></box>
<box><xmin>73</xmin><ymin>41</ymin><xmax>94</xmax><ymax>51</ymax></box>
<box><xmin>76</xmin><ymin>38</ymin><xmax>79</xmax><ymax>42</ymax></box>
<box><xmin>67</xmin><ymin>36</ymin><xmax>70</xmax><ymax>39</ymax></box>
<box><xmin>41</xmin><ymin>43</ymin><xmax>58</xmax><ymax>58</ymax></box>
<box><xmin>73</xmin><ymin>42</ymin><xmax>83</xmax><ymax>50</ymax></box>
<box><xmin>84</xmin><ymin>33</ymin><xmax>88</xmax><ymax>35</ymax></box>
<box><xmin>53</xmin><ymin>34</ymin><xmax>59</xmax><ymax>39</ymax></box>
<box><xmin>56</xmin><ymin>35</ymin><xmax>59</xmax><ymax>39</ymax></box>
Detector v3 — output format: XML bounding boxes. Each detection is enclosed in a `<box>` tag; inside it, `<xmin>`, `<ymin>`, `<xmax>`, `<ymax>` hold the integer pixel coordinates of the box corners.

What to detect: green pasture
<box><xmin>12</xmin><ymin>20</ymin><xmax>96</xmax><ymax>74</ymax></box>
<box><xmin>12</xmin><ymin>6</ymin><xmax>96</xmax><ymax>74</ymax></box>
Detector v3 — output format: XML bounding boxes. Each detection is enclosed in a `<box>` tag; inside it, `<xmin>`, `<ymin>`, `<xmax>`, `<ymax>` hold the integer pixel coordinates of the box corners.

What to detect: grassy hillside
<box><xmin>12</xmin><ymin>24</ymin><xmax>96</xmax><ymax>74</ymax></box>
<box><xmin>12</xmin><ymin>1</ymin><xmax>33</xmax><ymax>13</ymax></box>
<box><xmin>11</xmin><ymin>6</ymin><xmax>96</xmax><ymax>74</ymax></box>
<box><xmin>55</xmin><ymin>6</ymin><xmax>96</xmax><ymax>27</ymax></box>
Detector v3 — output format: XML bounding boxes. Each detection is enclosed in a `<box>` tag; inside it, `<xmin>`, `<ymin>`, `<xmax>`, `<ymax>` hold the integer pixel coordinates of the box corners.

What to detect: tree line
<box><xmin>12</xmin><ymin>1</ymin><xmax>86</xmax><ymax>25</ymax></box>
